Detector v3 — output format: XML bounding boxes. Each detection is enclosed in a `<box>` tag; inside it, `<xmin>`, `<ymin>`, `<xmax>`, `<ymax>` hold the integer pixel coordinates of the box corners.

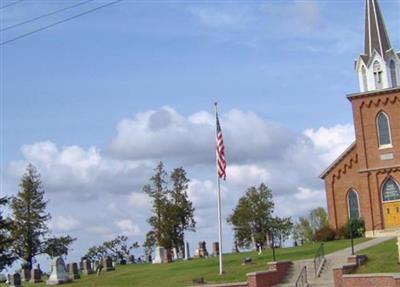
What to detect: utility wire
<box><xmin>1</xmin><ymin>0</ymin><xmax>95</xmax><ymax>32</ymax></box>
<box><xmin>0</xmin><ymin>0</ymin><xmax>122</xmax><ymax>46</ymax></box>
<box><xmin>0</xmin><ymin>0</ymin><xmax>23</xmax><ymax>10</ymax></box>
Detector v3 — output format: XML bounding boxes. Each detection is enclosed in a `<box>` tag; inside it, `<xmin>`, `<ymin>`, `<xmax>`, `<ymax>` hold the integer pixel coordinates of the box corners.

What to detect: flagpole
<box><xmin>214</xmin><ymin>102</ymin><xmax>223</xmax><ymax>276</ymax></box>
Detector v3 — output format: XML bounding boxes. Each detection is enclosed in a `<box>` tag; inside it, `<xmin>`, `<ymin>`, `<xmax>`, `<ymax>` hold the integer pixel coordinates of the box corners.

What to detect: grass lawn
<box><xmin>2</xmin><ymin>238</ymin><xmax>368</xmax><ymax>287</ymax></box>
<box><xmin>356</xmin><ymin>238</ymin><xmax>400</xmax><ymax>274</ymax></box>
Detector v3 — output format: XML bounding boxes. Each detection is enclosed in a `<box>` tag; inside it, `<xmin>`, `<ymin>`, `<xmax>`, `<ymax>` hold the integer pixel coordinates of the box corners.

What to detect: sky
<box><xmin>1</xmin><ymin>0</ymin><xmax>400</xmax><ymax>272</ymax></box>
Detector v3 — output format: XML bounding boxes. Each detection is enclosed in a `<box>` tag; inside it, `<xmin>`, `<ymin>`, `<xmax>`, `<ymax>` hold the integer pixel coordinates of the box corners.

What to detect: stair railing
<box><xmin>313</xmin><ymin>242</ymin><xmax>325</xmax><ymax>277</ymax></box>
<box><xmin>295</xmin><ymin>265</ymin><xmax>308</xmax><ymax>287</ymax></box>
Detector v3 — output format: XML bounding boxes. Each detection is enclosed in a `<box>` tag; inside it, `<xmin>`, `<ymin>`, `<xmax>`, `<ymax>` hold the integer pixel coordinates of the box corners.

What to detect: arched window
<box><xmin>390</xmin><ymin>60</ymin><xmax>397</xmax><ymax>87</ymax></box>
<box><xmin>348</xmin><ymin>190</ymin><xmax>360</xmax><ymax>219</ymax></box>
<box><xmin>361</xmin><ymin>66</ymin><xmax>368</xmax><ymax>91</ymax></box>
<box><xmin>373</xmin><ymin>61</ymin><xmax>383</xmax><ymax>89</ymax></box>
<box><xmin>382</xmin><ymin>178</ymin><xmax>400</xmax><ymax>202</ymax></box>
<box><xmin>376</xmin><ymin>112</ymin><xmax>392</xmax><ymax>147</ymax></box>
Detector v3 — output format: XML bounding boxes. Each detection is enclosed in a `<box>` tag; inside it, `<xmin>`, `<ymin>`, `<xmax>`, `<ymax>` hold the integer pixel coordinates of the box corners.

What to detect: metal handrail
<box><xmin>313</xmin><ymin>243</ymin><xmax>325</xmax><ymax>277</ymax></box>
<box><xmin>295</xmin><ymin>266</ymin><xmax>308</xmax><ymax>287</ymax></box>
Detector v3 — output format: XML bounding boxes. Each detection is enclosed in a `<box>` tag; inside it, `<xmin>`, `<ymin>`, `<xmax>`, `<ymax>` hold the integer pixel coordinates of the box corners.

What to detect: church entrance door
<box><xmin>382</xmin><ymin>178</ymin><xmax>400</xmax><ymax>229</ymax></box>
<box><xmin>383</xmin><ymin>201</ymin><xmax>400</xmax><ymax>229</ymax></box>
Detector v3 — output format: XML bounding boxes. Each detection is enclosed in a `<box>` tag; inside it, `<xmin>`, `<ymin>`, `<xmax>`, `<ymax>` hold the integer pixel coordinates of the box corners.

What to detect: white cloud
<box><xmin>128</xmin><ymin>192</ymin><xmax>151</xmax><ymax>209</ymax></box>
<box><xmin>49</xmin><ymin>215</ymin><xmax>81</xmax><ymax>232</ymax></box>
<box><xmin>7</xmin><ymin>141</ymin><xmax>152</xmax><ymax>199</ymax></box>
<box><xmin>304</xmin><ymin>124</ymin><xmax>355</xmax><ymax>165</ymax></box>
<box><xmin>116</xmin><ymin>219</ymin><xmax>142</xmax><ymax>236</ymax></box>
<box><xmin>189</xmin><ymin>7</ymin><xmax>253</xmax><ymax>29</ymax></box>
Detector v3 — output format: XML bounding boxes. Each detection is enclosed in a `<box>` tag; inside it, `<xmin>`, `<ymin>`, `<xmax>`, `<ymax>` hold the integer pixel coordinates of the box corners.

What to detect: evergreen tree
<box><xmin>144</xmin><ymin>163</ymin><xmax>196</xmax><ymax>254</ymax></box>
<box><xmin>143</xmin><ymin>162</ymin><xmax>169</xmax><ymax>247</ymax></box>
<box><xmin>11</xmin><ymin>164</ymin><xmax>51</xmax><ymax>269</ymax></box>
<box><xmin>0</xmin><ymin>197</ymin><xmax>16</xmax><ymax>271</ymax></box>
<box><xmin>170</xmin><ymin>167</ymin><xmax>195</xmax><ymax>255</ymax></box>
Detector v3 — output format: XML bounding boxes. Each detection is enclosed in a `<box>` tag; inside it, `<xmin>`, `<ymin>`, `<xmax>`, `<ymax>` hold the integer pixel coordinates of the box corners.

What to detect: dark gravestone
<box><xmin>212</xmin><ymin>242</ymin><xmax>219</xmax><ymax>256</ymax></box>
<box><xmin>8</xmin><ymin>273</ymin><xmax>22</xmax><ymax>287</ymax></box>
<box><xmin>198</xmin><ymin>241</ymin><xmax>208</xmax><ymax>258</ymax></box>
<box><xmin>20</xmin><ymin>267</ymin><xmax>30</xmax><ymax>282</ymax></box>
<box><xmin>82</xmin><ymin>259</ymin><xmax>94</xmax><ymax>275</ymax></box>
<box><xmin>29</xmin><ymin>269</ymin><xmax>42</xmax><ymax>283</ymax></box>
<box><xmin>103</xmin><ymin>257</ymin><xmax>115</xmax><ymax>272</ymax></box>
<box><xmin>67</xmin><ymin>263</ymin><xmax>80</xmax><ymax>280</ymax></box>
<box><xmin>163</xmin><ymin>249</ymin><xmax>173</xmax><ymax>263</ymax></box>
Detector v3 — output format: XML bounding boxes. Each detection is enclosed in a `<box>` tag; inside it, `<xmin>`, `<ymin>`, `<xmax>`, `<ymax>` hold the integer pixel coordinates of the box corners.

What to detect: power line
<box><xmin>0</xmin><ymin>0</ymin><xmax>23</xmax><ymax>10</ymax></box>
<box><xmin>1</xmin><ymin>0</ymin><xmax>95</xmax><ymax>32</ymax></box>
<box><xmin>0</xmin><ymin>0</ymin><xmax>122</xmax><ymax>46</ymax></box>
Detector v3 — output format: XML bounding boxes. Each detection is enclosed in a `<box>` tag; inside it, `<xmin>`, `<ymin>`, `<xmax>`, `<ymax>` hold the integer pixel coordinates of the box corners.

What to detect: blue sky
<box><xmin>1</xmin><ymin>0</ymin><xmax>400</xmax><ymax>271</ymax></box>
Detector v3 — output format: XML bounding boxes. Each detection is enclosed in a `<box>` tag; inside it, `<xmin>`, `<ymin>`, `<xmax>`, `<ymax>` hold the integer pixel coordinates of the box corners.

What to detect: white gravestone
<box><xmin>152</xmin><ymin>246</ymin><xmax>165</xmax><ymax>264</ymax></box>
<box><xmin>184</xmin><ymin>242</ymin><xmax>191</xmax><ymax>260</ymax></box>
<box><xmin>47</xmin><ymin>257</ymin><xmax>72</xmax><ymax>285</ymax></box>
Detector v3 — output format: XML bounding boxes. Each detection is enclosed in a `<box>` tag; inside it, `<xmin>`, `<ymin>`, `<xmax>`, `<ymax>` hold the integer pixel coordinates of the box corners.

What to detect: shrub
<box><xmin>346</xmin><ymin>218</ymin><xmax>365</xmax><ymax>238</ymax></box>
<box><xmin>314</xmin><ymin>226</ymin><xmax>336</xmax><ymax>241</ymax></box>
<box><xmin>335</xmin><ymin>226</ymin><xmax>347</xmax><ymax>240</ymax></box>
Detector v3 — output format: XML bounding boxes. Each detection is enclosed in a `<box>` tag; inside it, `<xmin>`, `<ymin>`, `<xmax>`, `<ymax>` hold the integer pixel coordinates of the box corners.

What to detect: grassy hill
<box><xmin>356</xmin><ymin>238</ymin><xmax>400</xmax><ymax>274</ymax></box>
<box><xmin>2</xmin><ymin>238</ymin><xmax>368</xmax><ymax>287</ymax></box>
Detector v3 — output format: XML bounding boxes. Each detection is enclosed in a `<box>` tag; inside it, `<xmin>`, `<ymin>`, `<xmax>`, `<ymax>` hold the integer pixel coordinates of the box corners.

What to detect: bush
<box><xmin>314</xmin><ymin>226</ymin><xmax>336</xmax><ymax>241</ymax></box>
<box><xmin>335</xmin><ymin>226</ymin><xmax>348</xmax><ymax>240</ymax></box>
<box><xmin>346</xmin><ymin>218</ymin><xmax>365</xmax><ymax>238</ymax></box>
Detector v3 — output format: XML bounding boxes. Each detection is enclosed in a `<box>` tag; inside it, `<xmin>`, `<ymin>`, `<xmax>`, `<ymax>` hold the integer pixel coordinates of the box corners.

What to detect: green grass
<box><xmin>2</xmin><ymin>238</ymin><xmax>368</xmax><ymax>287</ymax></box>
<box><xmin>356</xmin><ymin>238</ymin><xmax>400</xmax><ymax>274</ymax></box>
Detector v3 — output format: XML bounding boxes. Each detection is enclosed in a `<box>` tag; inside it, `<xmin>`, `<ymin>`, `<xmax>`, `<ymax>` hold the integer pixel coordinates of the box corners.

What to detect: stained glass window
<box><xmin>377</xmin><ymin>112</ymin><xmax>391</xmax><ymax>146</ymax></box>
<box><xmin>348</xmin><ymin>190</ymin><xmax>360</xmax><ymax>219</ymax></box>
<box><xmin>382</xmin><ymin>178</ymin><xmax>400</xmax><ymax>202</ymax></box>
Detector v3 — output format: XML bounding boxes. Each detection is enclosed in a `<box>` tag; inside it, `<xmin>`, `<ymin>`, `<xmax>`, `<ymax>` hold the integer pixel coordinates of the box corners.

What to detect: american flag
<box><xmin>216</xmin><ymin>111</ymin><xmax>226</xmax><ymax>180</ymax></box>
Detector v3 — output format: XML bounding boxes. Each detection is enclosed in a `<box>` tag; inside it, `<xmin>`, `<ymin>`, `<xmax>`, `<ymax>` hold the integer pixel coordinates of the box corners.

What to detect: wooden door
<box><xmin>383</xmin><ymin>201</ymin><xmax>400</xmax><ymax>228</ymax></box>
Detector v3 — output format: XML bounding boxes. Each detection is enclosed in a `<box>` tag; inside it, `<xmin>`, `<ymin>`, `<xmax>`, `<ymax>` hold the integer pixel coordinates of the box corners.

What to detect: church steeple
<box><xmin>355</xmin><ymin>0</ymin><xmax>399</xmax><ymax>92</ymax></box>
<box><xmin>364</xmin><ymin>0</ymin><xmax>391</xmax><ymax>58</ymax></box>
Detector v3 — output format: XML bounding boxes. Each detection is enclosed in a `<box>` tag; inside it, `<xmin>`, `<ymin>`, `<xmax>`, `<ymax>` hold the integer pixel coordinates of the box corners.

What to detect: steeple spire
<box><xmin>364</xmin><ymin>0</ymin><xmax>392</xmax><ymax>57</ymax></box>
<box><xmin>355</xmin><ymin>0</ymin><xmax>399</xmax><ymax>92</ymax></box>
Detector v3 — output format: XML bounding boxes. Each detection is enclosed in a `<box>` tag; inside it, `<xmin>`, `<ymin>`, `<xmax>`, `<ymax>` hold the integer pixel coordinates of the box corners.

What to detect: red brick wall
<box><xmin>323</xmin><ymin>88</ymin><xmax>400</xmax><ymax>233</ymax></box>
<box><xmin>247</xmin><ymin>261</ymin><xmax>292</xmax><ymax>287</ymax></box>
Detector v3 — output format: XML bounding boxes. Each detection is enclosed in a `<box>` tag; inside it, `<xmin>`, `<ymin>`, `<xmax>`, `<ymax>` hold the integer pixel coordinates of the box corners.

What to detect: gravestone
<box><xmin>103</xmin><ymin>257</ymin><xmax>115</xmax><ymax>272</ymax></box>
<box><xmin>163</xmin><ymin>249</ymin><xmax>173</xmax><ymax>263</ymax></box>
<box><xmin>152</xmin><ymin>246</ymin><xmax>165</xmax><ymax>264</ymax></box>
<box><xmin>20</xmin><ymin>267</ymin><xmax>30</xmax><ymax>282</ymax></box>
<box><xmin>198</xmin><ymin>241</ymin><xmax>208</xmax><ymax>257</ymax></box>
<box><xmin>8</xmin><ymin>273</ymin><xmax>22</xmax><ymax>287</ymax></box>
<box><xmin>0</xmin><ymin>274</ymin><xmax>6</xmax><ymax>283</ymax></box>
<box><xmin>172</xmin><ymin>248</ymin><xmax>178</xmax><ymax>261</ymax></box>
<box><xmin>184</xmin><ymin>242</ymin><xmax>191</xmax><ymax>260</ymax></box>
<box><xmin>46</xmin><ymin>257</ymin><xmax>72</xmax><ymax>285</ymax></box>
<box><xmin>29</xmin><ymin>269</ymin><xmax>42</xmax><ymax>283</ymax></box>
<box><xmin>212</xmin><ymin>242</ymin><xmax>219</xmax><ymax>256</ymax></box>
<box><xmin>67</xmin><ymin>263</ymin><xmax>80</xmax><ymax>280</ymax></box>
<box><xmin>81</xmin><ymin>259</ymin><xmax>94</xmax><ymax>275</ymax></box>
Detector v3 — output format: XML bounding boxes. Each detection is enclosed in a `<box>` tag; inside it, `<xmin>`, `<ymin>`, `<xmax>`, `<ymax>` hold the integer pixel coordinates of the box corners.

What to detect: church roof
<box><xmin>319</xmin><ymin>142</ymin><xmax>356</xmax><ymax>179</ymax></box>
<box><xmin>362</xmin><ymin>0</ymin><xmax>392</xmax><ymax>61</ymax></box>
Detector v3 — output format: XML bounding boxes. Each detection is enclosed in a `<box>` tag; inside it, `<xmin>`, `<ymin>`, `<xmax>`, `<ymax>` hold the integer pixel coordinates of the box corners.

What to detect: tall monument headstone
<box><xmin>46</xmin><ymin>257</ymin><xmax>72</xmax><ymax>285</ymax></box>
<box><xmin>152</xmin><ymin>246</ymin><xmax>165</xmax><ymax>264</ymax></box>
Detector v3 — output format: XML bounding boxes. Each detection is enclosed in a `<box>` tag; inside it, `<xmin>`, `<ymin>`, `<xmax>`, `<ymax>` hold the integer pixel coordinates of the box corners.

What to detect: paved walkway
<box><xmin>275</xmin><ymin>236</ymin><xmax>394</xmax><ymax>287</ymax></box>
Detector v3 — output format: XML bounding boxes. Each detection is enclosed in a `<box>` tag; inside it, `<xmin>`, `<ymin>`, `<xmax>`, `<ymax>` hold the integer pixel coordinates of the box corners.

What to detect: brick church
<box><xmin>320</xmin><ymin>0</ymin><xmax>400</xmax><ymax>237</ymax></box>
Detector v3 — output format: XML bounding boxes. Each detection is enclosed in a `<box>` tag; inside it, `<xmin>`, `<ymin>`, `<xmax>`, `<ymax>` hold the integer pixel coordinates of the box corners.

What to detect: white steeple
<box><xmin>355</xmin><ymin>0</ymin><xmax>400</xmax><ymax>92</ymax></box>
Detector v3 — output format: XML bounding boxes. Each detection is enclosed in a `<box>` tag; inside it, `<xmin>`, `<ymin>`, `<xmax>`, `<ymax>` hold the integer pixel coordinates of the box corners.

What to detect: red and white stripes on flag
<box><xmin>216</xmin><ymin>112</ymin><xmax>226</xmax><ymax>180</ymax></box>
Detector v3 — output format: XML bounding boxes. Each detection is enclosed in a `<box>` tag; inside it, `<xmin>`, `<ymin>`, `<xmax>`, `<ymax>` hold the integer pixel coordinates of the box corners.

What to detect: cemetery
<box><xmin>0</xmin><ymin>238</ymin><xmax>375</xmax><ymax>287</ymax></box>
